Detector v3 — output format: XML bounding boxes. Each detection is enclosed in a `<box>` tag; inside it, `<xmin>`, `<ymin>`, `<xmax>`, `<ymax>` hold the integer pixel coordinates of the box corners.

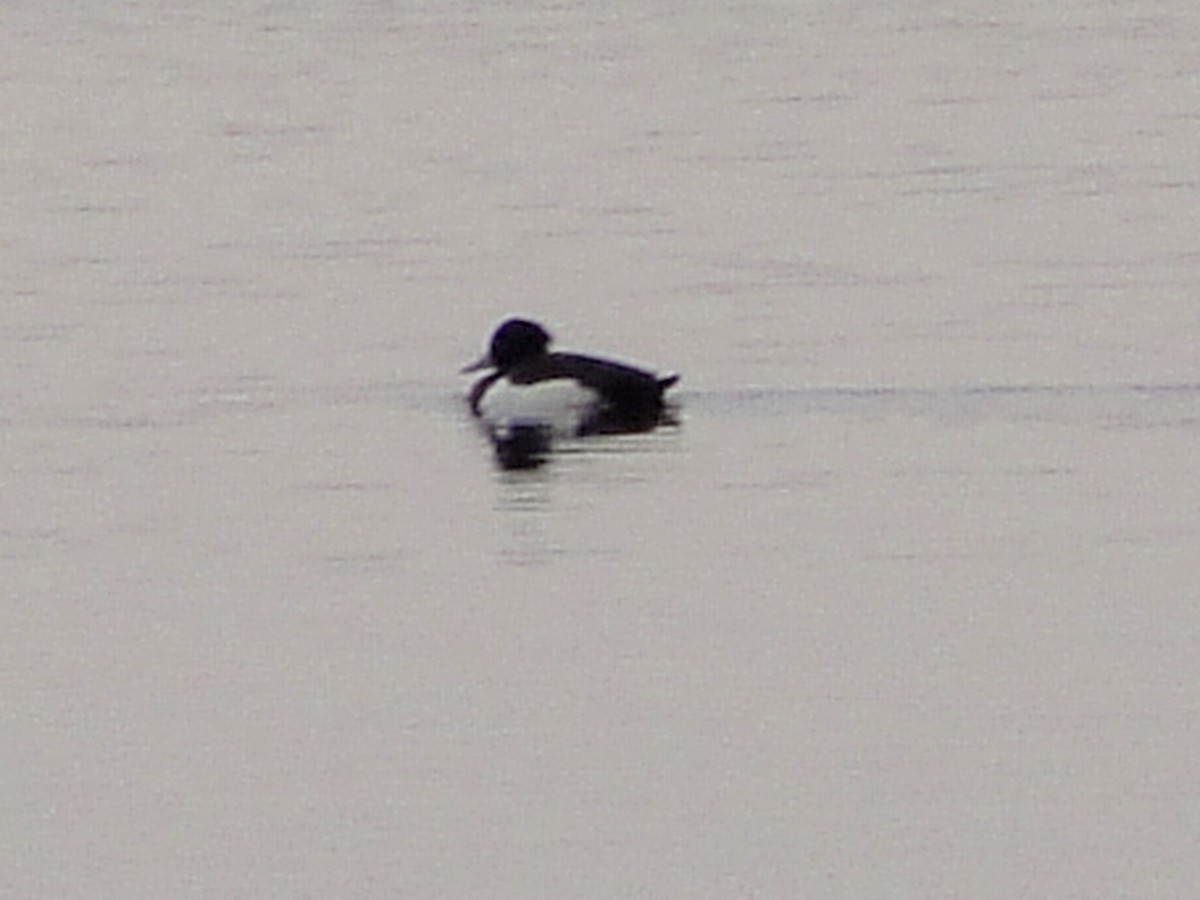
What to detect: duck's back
<box><xmin>477</xmin><ymin>352</ymin><xmax>676</xmax><ymax>436</ymax></box>
<box><xmin>526</xmin><ymin>353</ymin><xmax>674</xmax><ymax>433</ymax></box>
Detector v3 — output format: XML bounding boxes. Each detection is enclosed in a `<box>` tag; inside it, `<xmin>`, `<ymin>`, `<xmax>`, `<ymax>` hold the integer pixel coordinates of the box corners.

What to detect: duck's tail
<box><xmin>657</xmin><ymin>374</ymin><xmax>680</xmax><ymax>393</ymax></box>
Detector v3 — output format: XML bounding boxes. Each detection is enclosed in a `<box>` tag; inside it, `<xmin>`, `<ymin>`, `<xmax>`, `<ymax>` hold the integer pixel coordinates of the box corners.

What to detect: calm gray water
<box><xmin>5</xmin><ymin>2</ymin><xmax>1199</xmax><ymax>897</ymax></box>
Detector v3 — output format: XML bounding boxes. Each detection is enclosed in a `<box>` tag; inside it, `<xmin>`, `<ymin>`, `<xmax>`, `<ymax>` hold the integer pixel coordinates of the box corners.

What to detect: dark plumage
<box><xmin>463</xmin><ymin>318</ymin><xmax>679</xmax><ymax>437</ymax></box>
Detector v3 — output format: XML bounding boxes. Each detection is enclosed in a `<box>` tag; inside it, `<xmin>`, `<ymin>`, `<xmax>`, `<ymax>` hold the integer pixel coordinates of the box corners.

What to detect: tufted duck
<box><xmin>463</xmin><ymin>319</ymin><xmax>679</xmax><ymax>442</ymax></box>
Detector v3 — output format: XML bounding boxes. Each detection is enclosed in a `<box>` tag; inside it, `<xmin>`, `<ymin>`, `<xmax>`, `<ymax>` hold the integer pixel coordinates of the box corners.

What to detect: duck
<box><xmin>462</xmin><ymin>318</ymin><xmax>679</xmax><ymax>443</ymax></box>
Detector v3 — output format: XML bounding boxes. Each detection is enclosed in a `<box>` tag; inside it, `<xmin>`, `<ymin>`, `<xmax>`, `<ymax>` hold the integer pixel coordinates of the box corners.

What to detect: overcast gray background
<box><xmin>5</xmin><ymin>2</ymin><xmax>1199</xmax><ymax>897</ymax></box>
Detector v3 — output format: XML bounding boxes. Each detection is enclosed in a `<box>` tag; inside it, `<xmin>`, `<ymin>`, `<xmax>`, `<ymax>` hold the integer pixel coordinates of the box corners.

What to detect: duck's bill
<box><xmin>461</xmin><ymin>356</ymin><xmax>493</xmax><ymax>373</ymax></box>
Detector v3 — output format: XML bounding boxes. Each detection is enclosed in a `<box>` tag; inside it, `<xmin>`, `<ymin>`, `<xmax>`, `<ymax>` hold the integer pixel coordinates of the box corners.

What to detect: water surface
<box><xmin>5</xmin><ymin>3</ymin><xmax>1199</xmax><ymax>897</ymax></box>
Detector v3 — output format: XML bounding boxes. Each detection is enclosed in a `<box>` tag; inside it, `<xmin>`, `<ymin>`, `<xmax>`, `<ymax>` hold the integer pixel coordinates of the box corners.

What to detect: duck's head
<box><xmin>462</xmin><ymin>318</ymin><xmax>552</xmax><ymax>373</ymax></box>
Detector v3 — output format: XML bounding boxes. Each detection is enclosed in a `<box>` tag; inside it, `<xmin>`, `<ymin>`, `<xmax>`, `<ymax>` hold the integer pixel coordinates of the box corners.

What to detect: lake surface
<box><xmin>5</xmin><ymin>2</ymin><xmax>1199</xmax><ymax>897</ymax></box>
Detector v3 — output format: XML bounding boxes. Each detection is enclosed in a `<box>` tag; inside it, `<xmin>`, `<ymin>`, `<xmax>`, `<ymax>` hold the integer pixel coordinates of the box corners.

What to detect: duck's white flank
<box><xmin>476</xmin><ymin>377</ymin><xmax>600</xmax><ymax>436</ymax></box>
